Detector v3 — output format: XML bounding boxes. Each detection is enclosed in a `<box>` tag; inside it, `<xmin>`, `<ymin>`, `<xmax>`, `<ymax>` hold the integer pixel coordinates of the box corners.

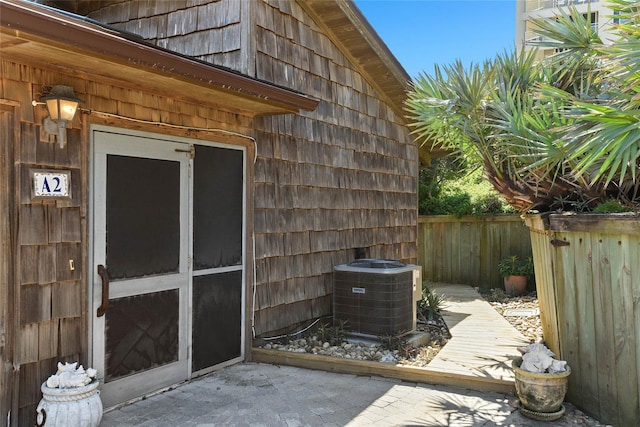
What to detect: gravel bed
<box><xmin>260</xmin><ymin>316</ymin><xmax>450</xmax><ymax>366</ymax></box>
<box><xmin>260</xmin><ymin>288</ymin><xmax>543</xmax><ymax>366</ymax></box>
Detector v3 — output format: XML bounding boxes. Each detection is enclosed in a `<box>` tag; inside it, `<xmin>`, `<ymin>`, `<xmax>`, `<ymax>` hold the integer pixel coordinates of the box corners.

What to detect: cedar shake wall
<box><xmin>1</xmin><ymin>96</ymin><xmax>17</xmax><ymax>427</ymax></box>
<box><xmin>41</xmin><ymin>0</ymin><xmax>418</xmax><ymax>337</ymax></box>
<box><xmin>251</xmin><ymin>0</ymin><xmax>417</xmax><ymax>335</ymax></box>
<box><xmin>62</xmin><ymin>0</ymin><xmax>249</xmax><ymax>72</ymax></box>
<box><xmin>0</xmin><ymin>60</ymin><xmax>255</xmax><ymax>426</ymax></box>
<box><xmin>1</xmin><ymin>62</ymin><xmax>86</xmax><ymax>426</ymax></box>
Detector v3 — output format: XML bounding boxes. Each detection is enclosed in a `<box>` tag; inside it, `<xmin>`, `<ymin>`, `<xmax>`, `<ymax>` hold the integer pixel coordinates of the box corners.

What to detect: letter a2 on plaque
<box><xmin>31</xmin><ymin>169</ymin><xmax>72</xmax><ymax>200</ymax></box>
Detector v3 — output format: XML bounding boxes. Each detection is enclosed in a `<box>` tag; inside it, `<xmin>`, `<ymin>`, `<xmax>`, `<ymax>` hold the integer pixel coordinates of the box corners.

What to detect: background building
<box><xmin>516</xmin><ymin>0</ymin><xmax>617</xmax><ymax>58</ymax></box>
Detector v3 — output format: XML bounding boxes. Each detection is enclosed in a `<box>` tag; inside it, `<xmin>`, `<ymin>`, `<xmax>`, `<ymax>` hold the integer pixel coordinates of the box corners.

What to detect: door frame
<box><xmin>88</xmin><ymin>125</ymin><xmax>247</xmax><ymax>405</ymax></box>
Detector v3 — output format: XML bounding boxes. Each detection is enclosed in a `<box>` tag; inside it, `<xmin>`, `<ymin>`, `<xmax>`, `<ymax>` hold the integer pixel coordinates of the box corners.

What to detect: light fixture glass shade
<box><xmin>42</xmin><ymin>85</ymin><xmax>81</xmax><ymax>122</ymax></box>
<box><xmin>39</xmin><ymin>85</ymin><xmax>82</xmax><ymax>149</ymax></box>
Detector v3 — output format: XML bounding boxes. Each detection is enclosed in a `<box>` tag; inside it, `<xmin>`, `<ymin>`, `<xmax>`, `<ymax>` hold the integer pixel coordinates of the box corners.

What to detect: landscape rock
<box><xmin>518</xmin><ymin>337</ymin><xmax>567</xmax><ymax>374</ymax></box>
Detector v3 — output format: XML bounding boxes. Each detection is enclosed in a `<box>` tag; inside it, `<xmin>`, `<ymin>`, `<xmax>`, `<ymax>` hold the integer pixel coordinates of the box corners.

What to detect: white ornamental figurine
<box><xmin>36</xmin><ymin>362</ymin><xmax>102</xmax><ymax>427</ymax></box>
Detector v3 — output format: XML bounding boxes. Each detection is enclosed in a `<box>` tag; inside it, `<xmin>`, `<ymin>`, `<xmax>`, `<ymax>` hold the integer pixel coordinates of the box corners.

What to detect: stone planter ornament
<box><xmin>36</xmin><ymin>362</ymin><xmax>102</xmax><ymax>427</ymax></box>
<box><xmin>512</xmin><ymin>343</ymin><xmax>570</xmax><ymax>421</ymax></box>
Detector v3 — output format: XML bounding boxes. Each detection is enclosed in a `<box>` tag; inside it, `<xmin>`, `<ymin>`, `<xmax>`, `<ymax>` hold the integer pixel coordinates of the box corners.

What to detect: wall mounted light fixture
<box><xmin>32</xmin><ymin>85</ymin><xmax>82</xmax><ymax>148</ymax></box>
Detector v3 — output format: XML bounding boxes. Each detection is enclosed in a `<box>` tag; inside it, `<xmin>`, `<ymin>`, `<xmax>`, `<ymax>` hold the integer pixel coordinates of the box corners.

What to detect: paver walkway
<box><xmin>100</xmin><ymin>362</ymin><xmax>596</xmax><ymax>426</ymax></box>
<box><xmin>428</xmin><ymin>283</ymin><xmax>530</xmax><ymax>382</ymax></box>
<box><xmin>100</xmin><ymin>362</ymin><xmax>513</xmax><ymax>426</ymax></box>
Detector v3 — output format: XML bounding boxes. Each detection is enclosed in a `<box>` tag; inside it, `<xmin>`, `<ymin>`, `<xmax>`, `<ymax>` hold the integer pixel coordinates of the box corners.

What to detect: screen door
<box><xmin>91</xmin><ymin>128</ymin><xmax>245</xmax><ymax>407</ymax></box>
<box><xmin>91</xmin><ymin>130</ymin><xmax>190</xmax><ymax>408</ymax></box>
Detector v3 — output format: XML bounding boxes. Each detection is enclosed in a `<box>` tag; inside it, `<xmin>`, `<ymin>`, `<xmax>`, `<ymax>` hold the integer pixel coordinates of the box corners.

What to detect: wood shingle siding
<box><xmin>0</xmin><ymin>104</ymin><xmax>16</xmax><ymax>422</ymax></box>
<box><xmin>249</xmin><ymin>0</ymin><xmax>416</xmax><ymax>335</ymax></box>
<box><xmin>0</xmin><ymin>74</ymin><xmax>86</xmax><ymax>424</ymax></box>
<box><xmin>80</xmin><ymin>0</ymin><xmax>247</xmax><ymax>72</ymax></box>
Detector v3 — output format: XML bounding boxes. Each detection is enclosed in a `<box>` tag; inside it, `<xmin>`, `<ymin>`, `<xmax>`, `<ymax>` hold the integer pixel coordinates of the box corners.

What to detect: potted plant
<box><xmin>498</xmin><ymin>255</ymin><xmax>533</xmax><ymax>296</ymax></box>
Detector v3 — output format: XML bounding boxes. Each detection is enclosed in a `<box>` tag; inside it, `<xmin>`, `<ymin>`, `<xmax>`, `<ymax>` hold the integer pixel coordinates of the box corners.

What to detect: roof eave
<box><xmin>299</xmin><ymin>0</ymin><xmax>411</xmax><ymax>120</ymax></box>
<box><xmin>0</xmin><ymin>0</ymin><xmax>319</xmax><ymax>114</ymax></box>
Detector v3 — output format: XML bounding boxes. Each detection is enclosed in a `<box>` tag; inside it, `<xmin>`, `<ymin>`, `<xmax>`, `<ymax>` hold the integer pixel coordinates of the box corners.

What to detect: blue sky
<box><xmin>353</xmin><ymin>0</ymin><xmax>516</xmax><ymax>79</ymax></box>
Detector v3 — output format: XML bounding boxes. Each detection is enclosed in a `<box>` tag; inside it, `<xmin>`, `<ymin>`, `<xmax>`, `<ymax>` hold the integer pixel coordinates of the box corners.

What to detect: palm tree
<box><xmin>406</xmin><ymin>0</ymin><xmax>640</xmax><ymax>213</ymax></box>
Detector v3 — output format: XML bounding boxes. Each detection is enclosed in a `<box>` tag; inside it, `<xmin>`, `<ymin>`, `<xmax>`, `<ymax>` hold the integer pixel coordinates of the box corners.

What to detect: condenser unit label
<box><xmin>352</xmin><ymin>287</ymin><xmax>366</xmax><ymax>294</ymax></box>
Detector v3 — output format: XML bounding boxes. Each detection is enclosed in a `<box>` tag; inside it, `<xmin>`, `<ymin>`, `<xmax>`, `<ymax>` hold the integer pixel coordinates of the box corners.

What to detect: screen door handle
<box><xmin>96</xmin><ymin>264</ymin><xmax>110</xmax><ymax>317</ymax></box>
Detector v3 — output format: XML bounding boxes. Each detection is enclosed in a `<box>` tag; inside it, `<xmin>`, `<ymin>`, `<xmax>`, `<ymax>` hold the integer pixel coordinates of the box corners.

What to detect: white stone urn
<box><xmin>36</xmin><ymin>380</ymin><xmax>102</xmax><ymax>427</ymax></box>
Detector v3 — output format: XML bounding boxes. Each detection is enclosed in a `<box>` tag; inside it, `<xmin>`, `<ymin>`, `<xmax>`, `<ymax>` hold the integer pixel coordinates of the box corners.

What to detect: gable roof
<box><xmin>1</xmin><ymin>0</ymin><xmax>411</xmax><ymax>122</ymax></box>
<box><xmin>0</xmin><ymin>0</ymin><xmax>318</xmax><ymax>115</ymax></box>
<box><xmin>300</xmin><ymin>0</ymin><xmax>411</xmax><ymax>120</ymax></box>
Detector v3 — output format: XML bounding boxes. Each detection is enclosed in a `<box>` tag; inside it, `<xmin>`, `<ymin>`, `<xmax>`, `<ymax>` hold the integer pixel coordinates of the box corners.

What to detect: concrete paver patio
<box><xmin>101</xmin><ymin>362</ymin><xmax>594</xmax><ymax>426</ymax></box>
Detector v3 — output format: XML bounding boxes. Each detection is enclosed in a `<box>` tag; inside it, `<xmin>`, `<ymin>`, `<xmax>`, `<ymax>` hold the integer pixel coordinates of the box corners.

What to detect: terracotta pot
<box><xmin>503</xmin><ymin>275</ymin><xmax>527</xmax><ymax>296</ymax></box>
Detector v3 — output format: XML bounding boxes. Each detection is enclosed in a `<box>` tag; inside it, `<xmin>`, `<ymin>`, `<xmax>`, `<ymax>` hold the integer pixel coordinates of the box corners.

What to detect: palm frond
<box><xmin>406</xmin><ymin>0</ymin><xmax>640</xmax><ymax>211</ymax></box>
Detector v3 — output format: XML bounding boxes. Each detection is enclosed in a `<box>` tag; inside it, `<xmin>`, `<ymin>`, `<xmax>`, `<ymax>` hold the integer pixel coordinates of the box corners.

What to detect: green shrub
<box><xmin>419</xmin><ymin>162</ymin><xmax>516</xmax><ymax>216</ymax></box>
<box><xmin>316</xmin><ymin>320</ymin><xmax>347</xmax><ymax>346</ymax></box>
<box><xmin>420</xmin><ymin>193</ymin><xmax>472</xmax><ymax>217</ymax></box>
<box><xmin>473</xmin><ymin>193</ymin><xmax>513</xmax><ymax>215</ymax></box>
<box><xmin>417</xmin><ymin>286</ymin><xmax>446</xmax><ymax>321</ymax></box>
<box><xmin>593</xmin><ymin>200</ymin><xmax>631</xmax><ymax>213</ymax></box>
<box><xmin>379</xmin><ymin>332</ymin><xmax>416</xmax><ymax>359</ymax></box>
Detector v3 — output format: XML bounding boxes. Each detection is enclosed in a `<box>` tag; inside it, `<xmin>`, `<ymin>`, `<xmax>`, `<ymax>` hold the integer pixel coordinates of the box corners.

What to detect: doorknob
<box><xmin>97</xmin><ymin>264</ymin><xmax>110</xmax><ymax>317</ymax></box>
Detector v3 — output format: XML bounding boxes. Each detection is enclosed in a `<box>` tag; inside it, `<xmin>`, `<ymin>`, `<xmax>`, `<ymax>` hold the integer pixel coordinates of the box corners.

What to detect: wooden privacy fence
<box><xmin>418</xmin><ymin>215</ymin><xmax>532</xmax><ymax>289</ymax></box>
<box><xmin>525</xmin><ymin>213</ymin><xmax>640</xmax><ymax>426</ymax></box>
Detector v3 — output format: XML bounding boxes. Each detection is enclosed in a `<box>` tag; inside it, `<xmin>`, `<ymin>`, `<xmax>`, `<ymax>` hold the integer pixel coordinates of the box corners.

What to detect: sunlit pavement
<box><xmin>101</xmin><ymin>361</ymin><xmax>592</xmax><ymax>426</ymax></box>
